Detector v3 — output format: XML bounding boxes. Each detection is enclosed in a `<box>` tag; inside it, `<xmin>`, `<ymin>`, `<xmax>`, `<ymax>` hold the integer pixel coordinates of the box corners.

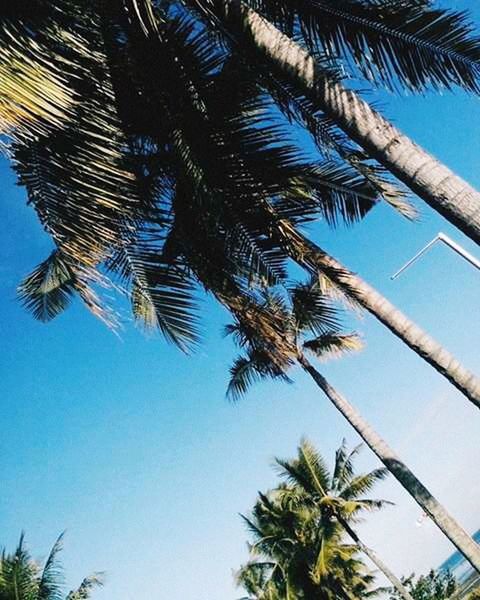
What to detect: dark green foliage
<box><xmin>0</xmin><ymin>534</ymin><xmax>103</xmax><ymax>600</ymax></box>
<box><xmin>225</xmin><ymin>280</ymin><xmax>362</xmax><ymax>401</ymax></box>
<box><xmin>236</xmin><ymin>439</ymin><xmax>390</xmax><ymax>599</ymax></box>
<box><xmin>388</xmin><ymin>570</ymin><xmax>457</xmax><ymax>600</ymax></box>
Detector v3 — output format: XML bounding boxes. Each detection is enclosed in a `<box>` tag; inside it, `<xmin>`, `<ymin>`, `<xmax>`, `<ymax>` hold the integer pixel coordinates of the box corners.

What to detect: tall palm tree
<box><xmin>3</xmin><ymin>0</ymin><xmax>480</xmax><ymax>407</ymax></box>
<box><xmin>225</xmin><ymin>282</ymin><xmax>480</xmax><ymax>570</ymax></box>
<box><xmin>2</xmin><ymin>2</ymin><xmax>479</xmax><ymax>569</ymax></box>
<box><xmin>276</xmin><ymin>438</ymin><xmax>413</xmax><ymax>600</ymax></box>
<box><xmin>198</xmin><ymin>0</ymin><xmax>480</xmax><ymax>245</ymax></box>
<box><xmin>237</xmin><ymin>485</ymin><xmax>380</xmax><ymax>599</ymax></box>
<box><xmin>0</xmin><ymin>534</ymin><xmax>103</xmax><ymax>600</ymax></box>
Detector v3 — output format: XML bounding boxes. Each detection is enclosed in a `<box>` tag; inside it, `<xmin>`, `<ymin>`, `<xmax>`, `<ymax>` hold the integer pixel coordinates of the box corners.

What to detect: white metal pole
<box><xmin>391</xmin><ymin>233</ymin><xmax>480</xmax><ymax>280</ymax></box>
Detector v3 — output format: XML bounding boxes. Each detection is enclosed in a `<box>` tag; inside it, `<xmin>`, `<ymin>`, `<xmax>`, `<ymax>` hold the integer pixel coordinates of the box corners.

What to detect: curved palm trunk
<box><xmin>297</xmin><ymin>353</ymin><xmax>480</xmax><ymax>572</ymax></box>
<box><xmin>336</xmin><ymin>516</ymin><xmax>414</xmax><ymax>600</ymax></box>
<box><xmin>217</xmin><ymin>0</ymin><xmax>480</xmax><ymax>245</ymax></box>
<box><xmin>285</xmin><ymin>230</ymin><xmax>480</xmax><ymax>408</ymax></box>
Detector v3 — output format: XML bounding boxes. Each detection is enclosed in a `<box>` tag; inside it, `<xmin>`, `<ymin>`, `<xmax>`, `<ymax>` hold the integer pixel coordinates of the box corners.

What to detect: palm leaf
<box><xmin>17</xmin><ymin>250</ymin><xmax>115</xmax><ymax>326</ymax></box>
<box><xmin>248</xmin><ymin>0</ymin><xmax>480</xmax><ymax>93</ymax></box>
<box><xmin>65</xmin><ymin>573</ymin><xmax>104</xmax><ymax>600</ymax></box>
<box><xmin>303</xmin><ymin>332</ymin><xmax>363</xmax><ymax>360</ymax></box>
<box><xmin>38</xmin><ymin>533</ymin><xmax>65</xmax><ymax>600</ymax></box>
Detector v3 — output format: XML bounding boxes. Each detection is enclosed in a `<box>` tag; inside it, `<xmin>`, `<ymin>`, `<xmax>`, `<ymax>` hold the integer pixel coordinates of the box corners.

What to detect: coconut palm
<box><xmin>237</xmin><ymin>486</ymin><xmax>380</xmax><ymax>599</ymax></box>
<box><xmin>0</xmin><ymin>534</ymin><xmax>103</xmax><ymax>600</ymax></box>
<box><xmin>275</xmin><ymin>438</ymin><xmax>413</xmax><ymax>600</ymax></box>
<box><xmin>3</xmin><ymin>0</ymin><xmax>480</xmax><ymax>407</ymax></box>
<box><xmin>225</xmin><ymin>281</ymin><xmax>480</xmax><ymax>570</ymax></box>
<box><xmin>197</xmin><ymin>0</ymin><xmax>480</xmax><ymax>245</ymax></box>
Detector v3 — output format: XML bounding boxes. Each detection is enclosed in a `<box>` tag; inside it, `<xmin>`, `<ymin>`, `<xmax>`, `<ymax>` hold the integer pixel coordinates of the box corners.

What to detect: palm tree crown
<box><xmin>0</xmin><ymin>534</ymin><xmax>103</xmax><ymax>600</ymax></box>
<box><xmin>236</xmin><ymin>438</ymin><xmax>390</xmax><ymax>599</ymax></box>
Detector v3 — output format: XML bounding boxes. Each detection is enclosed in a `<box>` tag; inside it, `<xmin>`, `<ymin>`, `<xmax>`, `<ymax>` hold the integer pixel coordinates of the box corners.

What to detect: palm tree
<box><xmin>275</xmin><ymin>438</ymin><xmax>413</xmax><ymax>600</ymax></box>
<box><xmin>225</xmin><ymin>281</ymin><xmax>480</xmax><ymax>570</ymax></box>
<box><xmin>0</xmin><ymin>533</ymin><xmax>103</xmax><ymax>600</ymax></box>
<box><xmin>3</xmin><ymin>0</ymin><xmax>480</xmax><ymax>408</ymax></box>
<box><xmin>237</xmin><ymin>486</ymin><xmax>380</xmax><ymax>599</ymax></box>
<box><xmin>198</xmin><ymin>0</ymin><xmax>480</xmax><ymax>245</ymax></box>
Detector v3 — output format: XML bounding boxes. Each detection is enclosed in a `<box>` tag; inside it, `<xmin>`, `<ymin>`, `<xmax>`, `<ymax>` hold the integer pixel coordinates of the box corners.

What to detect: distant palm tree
<box><xmin>237</xmin><ymin>486</ymin><xmax>380</xmax><ymax>599</ymax></box>
<box><xmin>0</xmin><ymin>533</ymin><xmax>103</xmax><ymax>600</ymax></box>
<box><xmin>225</xmin><ymin>282</ymin><xmax>480</xmax><ymax>570</ymax></box>
<box><xmin>276</xmin><ymin>438</ymin><xmax>413</xmax><ymax>600</ymax></box>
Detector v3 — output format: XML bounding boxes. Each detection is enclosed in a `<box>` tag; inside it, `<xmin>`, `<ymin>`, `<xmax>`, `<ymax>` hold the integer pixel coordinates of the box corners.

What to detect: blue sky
<box><xmin>1</xmin><ymin>3</ymin><xmax>480</xmax><ymax>598</ymax></box>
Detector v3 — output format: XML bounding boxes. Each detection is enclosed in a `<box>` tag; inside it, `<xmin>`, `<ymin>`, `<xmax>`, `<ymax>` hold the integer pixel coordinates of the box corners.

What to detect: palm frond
<box><xmin>340</xmin><ymin>469</ymin><xmax>390</xmax><ymax>501</ymax></box>
<box><xmin>66</xmin><ymin>573</ymin><xmax>104</xmax><ymax>600</ymax></box>
<box><xmin>331</xmin><ymin>440</ymin><xmax>361</xmax><ymax>492</ymax></box>
<box><xmin>123</xmin><ymin>250</ymin><xmax>200</xmax><ymax>352</ymax></box>
<box><xmin>290</xmin><ymin>281</ymin><xmax>341</xmax><ymax>336</ymax></box>
<box><xmin>248</xmin><ymin>0</ymin><xmax>480</xmax><ymax>93</ymax></box>
<box><xmin>17</xmin><ymin>250</ymin><xmax>115</xmax><ymax>326</ymax></box>
<box><xmin>303</xmin><ymin>332</ymin><xmax>363</xmax><ymax>360</ymax></box>
<box><xmin>227</xmin><ymin>351</ymin><xmax>291</xmax><ymax>402</ymax></box>
<box><xmin>38</xmin><ymin>533</ymin><xmax>65</xmax><ymax>600</ymax></box>
<box><xmin>0</xmin><ymin>534</ymin><xmax>39</xmax><ymax>600</ymax></box>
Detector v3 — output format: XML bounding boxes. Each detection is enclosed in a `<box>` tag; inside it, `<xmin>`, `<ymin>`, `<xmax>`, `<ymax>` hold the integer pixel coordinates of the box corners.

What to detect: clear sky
<box><xmin>1</xmin><ymin>2</ymin><xmax>480</xmax><ymax>599</ymax></box>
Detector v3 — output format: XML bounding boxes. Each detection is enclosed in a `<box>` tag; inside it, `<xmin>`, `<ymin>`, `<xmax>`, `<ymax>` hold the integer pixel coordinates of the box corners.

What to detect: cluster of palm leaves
<box><xmin>2</xmin><ymin>0</ymin><xmax>480</xmax><ymax>577</ymax></box>
<box><xmin>0</xmin><ymin>534</ymin><xmax>102</xmax><ymax>600</ymax></box>
<box><xmin>236</xmin><ymin>439</ymin><xmax>394</xmax><ymax>599</ymax></box>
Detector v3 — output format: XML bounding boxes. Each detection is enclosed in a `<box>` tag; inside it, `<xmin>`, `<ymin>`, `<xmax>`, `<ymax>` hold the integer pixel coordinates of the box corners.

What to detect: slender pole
<box><xmin>391</xmin><ymin>233</ymin><xmax>480</xmax><ymax>280</ymax></box>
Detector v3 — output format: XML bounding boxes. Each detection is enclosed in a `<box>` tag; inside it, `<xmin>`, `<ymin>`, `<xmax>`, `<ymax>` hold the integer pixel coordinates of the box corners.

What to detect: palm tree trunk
<box><xmin>297</xmin><ymin>352</ymin><xmax>480</xmax><ymax>572</ymax></box>
<box><xmin>336</xmin><ymin>515</ymin><xmax>414</xmax><ymax>600</ymax></box>
<box><xmin>217</xmin><ymin>0</ymin><xmax>480</xmax><ymax>245</ymax></box>
<box><xmin>284</xmin><ymin>229</ymin><xmax>480</xmax><ymax>408</ymax></box>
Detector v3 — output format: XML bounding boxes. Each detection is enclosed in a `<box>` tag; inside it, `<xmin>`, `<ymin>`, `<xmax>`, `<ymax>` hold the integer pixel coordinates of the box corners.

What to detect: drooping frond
<box><xmin>17</xmin><ymin>250</ymin><xmax>115</xmax><ymax>326</ymax></box>
<box><xmin>227</xmin><ymin>351</ymin><xmax>291</xmax><ymax>402</ymax></box>
<box><xmin>130</xmin><ymin>261</ymin><xmax>200</xmax><ymax>351</ymax></box>
<box><xmin>303</xmin><ymin>332</ymin><xmax>363</xmax><ymax>360</ymax></box>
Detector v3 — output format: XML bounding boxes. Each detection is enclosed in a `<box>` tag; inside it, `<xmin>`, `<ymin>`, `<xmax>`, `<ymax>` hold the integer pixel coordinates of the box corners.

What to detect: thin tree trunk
<box><xmin>337</xmin><ymin>515</ymin><xmax>414</xmax><ymax>600</ymax></box>
<box><xmin>297</xmin><ymin>352</ymin><xmax>480</xmax><ymax>572</ymax></box>
<box><xmin>216</xmin><ymin>0</ymin><xmax>480</xmax><ymax>244</ymax></box>
<box><xmin>283</xmin><ymin>228</ymin><xmax>480</xmax><ymax>408</ymax></box>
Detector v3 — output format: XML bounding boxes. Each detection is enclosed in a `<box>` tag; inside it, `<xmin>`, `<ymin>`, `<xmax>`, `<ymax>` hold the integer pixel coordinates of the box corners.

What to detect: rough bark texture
<box><xmin>338</xmin><ymin>517</ymin><xmax>414</xmax><ymax>600</ymax></box>
<box><xmin>298</xmin><ymin>353</ymin><xmax>480</xmax><ymax>572</ymax></box>
<box><xmin>219</xmin><ymin>0</ymin><xmax>480</xmax><ymax>244</ymax></box>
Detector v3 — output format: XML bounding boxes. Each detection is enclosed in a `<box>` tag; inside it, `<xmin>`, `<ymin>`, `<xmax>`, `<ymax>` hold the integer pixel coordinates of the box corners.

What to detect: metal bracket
<box><xmin>391</xmin><ymin>232</ymin><xmax>480</xmax><ymax>280</ymax></box>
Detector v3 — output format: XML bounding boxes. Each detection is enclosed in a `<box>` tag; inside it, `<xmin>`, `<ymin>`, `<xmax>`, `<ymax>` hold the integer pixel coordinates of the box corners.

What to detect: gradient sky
<box><xmin>1</xmin><ymin>2</ymin><xmax>480</xmax><ymax>599</ymax></box>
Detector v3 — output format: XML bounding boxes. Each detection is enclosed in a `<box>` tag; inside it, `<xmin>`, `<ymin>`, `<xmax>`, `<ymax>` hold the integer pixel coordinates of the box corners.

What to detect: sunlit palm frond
<box><xmin>339</xmin><ymin>469</ymin><xmax>390</xmax><ymax>502</ymax></box>
<box><xmin>331</xmin><ymin>440</ymin><xmax>361</xmax><ymax>491</ymax></box>
<box><xmin>17</xmin><ymin>250</ymin><xmax>115</xmax><ymax>326</ymax></box>
<box><xmin>65</xmin><ymin>573</ymin><xmax>104</xmax><ymax>600</ymax></box>
<box><xmin>303</xmin><ymin>332</ymin><xmax>363</xmax><ymax>360</ymax></box>
<box><xmin>0</xmin><ymin>534</ymin><xmax>39</xmax><ymax>600</ymax></box>
<box><xmin>248</xmin><ymin>0</ymin><xmax>480</xmax><ymax>93</ymax></box>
